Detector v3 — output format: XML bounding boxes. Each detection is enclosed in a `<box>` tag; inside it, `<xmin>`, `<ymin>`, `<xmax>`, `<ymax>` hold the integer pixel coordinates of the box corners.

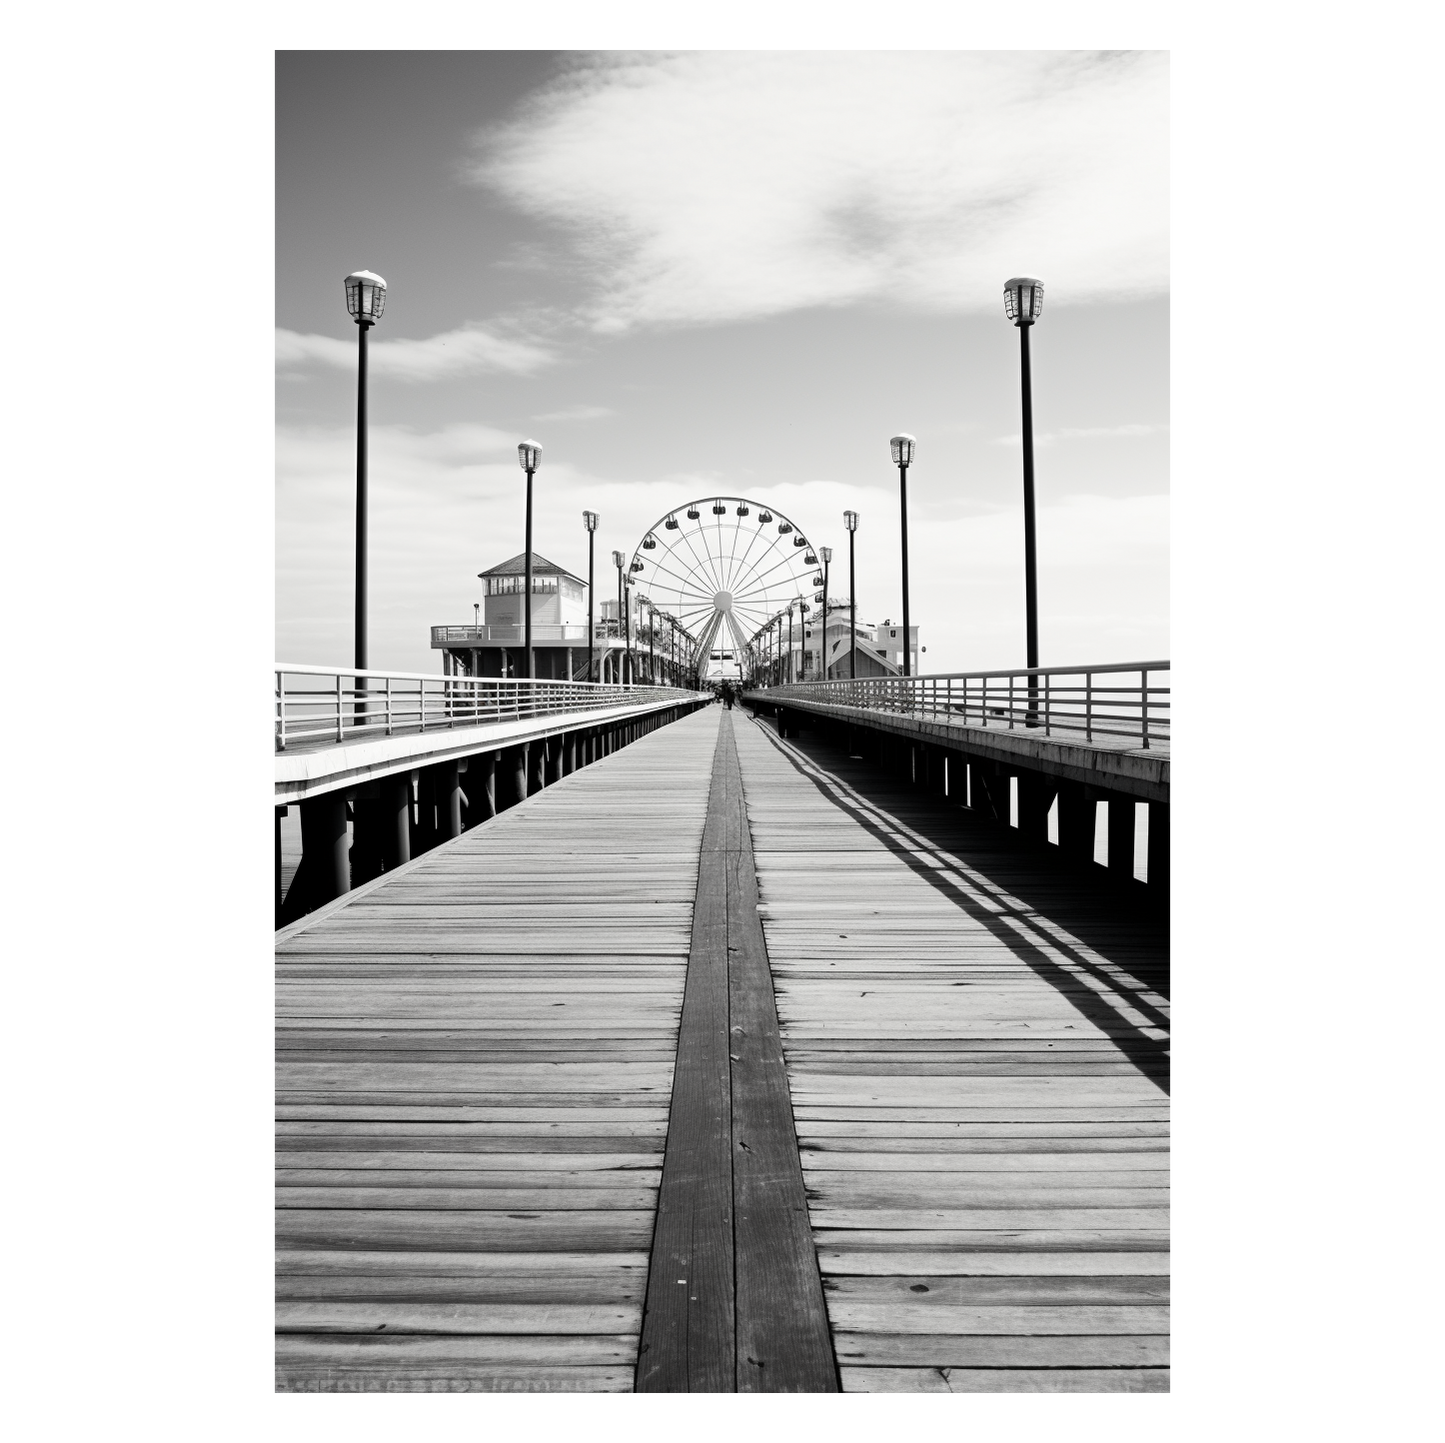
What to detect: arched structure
<box><xmin>628</xmin><ymin>498</ymin><xmax>819</xmax><ymax>680</ymax></box>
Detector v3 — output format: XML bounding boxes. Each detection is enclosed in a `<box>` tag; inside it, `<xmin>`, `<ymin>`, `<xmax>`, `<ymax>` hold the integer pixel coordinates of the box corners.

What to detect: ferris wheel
<box><xmin>627</xmin><ymin>498</ymin><xmax>820</xmax><ymax>669</ymax></box>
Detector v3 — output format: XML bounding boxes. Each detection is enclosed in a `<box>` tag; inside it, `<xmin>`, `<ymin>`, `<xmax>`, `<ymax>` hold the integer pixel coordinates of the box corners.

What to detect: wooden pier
<box><xmin>276</xmin><ymin>703</ymin><xmax>1168</xmax><ymax>1392</ymax></box>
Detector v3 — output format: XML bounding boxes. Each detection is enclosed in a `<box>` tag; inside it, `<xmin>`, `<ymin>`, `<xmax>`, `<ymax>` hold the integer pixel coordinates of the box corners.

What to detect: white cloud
<box><xmin>993</xmin><ymin>423</ymin><xmax>1167</xmax><ymax>448</ymax></box>
<box><xmin>531</xmin><ymin>404</ymin><xmax>614</xmax><ymax>422</ymax></box>
<box><xmin>276</xmin><ymin>323</ymin><xmax>553</xmax><ymax>381</ymax></box>
<box><xmin>473</xmin><ymin>52</ymin><xmax>1168</xmax><ymax>331</ymax></box>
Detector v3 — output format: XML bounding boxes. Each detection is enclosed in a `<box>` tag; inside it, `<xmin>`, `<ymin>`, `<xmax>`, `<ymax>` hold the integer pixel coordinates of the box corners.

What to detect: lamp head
<box><xmin>517</xmin><ymin>439</ymin><xmax>543</xmax><ymax>472</ymax></box>
<box><xmin>820</xmin><ymin>546</ymin><xmax>833</xmax><ymax>564</ymax></box>
<box><xmin>583</xmin><ymin>510</ymin><xmax>599</xmax><ymax>532</ymax></box>
<box><xmin>843</xmin><ymin>509</ymin><xmax>858</xmax><ymax>532</ymax></box>
<box><xmin>890</xmin><ymin>433</ymin><xmax>916</xmax><ymax>467</ymax></box>
<box><xmin>612</xmin><ymin>549</ymin><xmax>625</xmax><ymax>569</ymax></box>
<box><xmin>1003</xmin><ymin>276</ymin><xmax>1044</xmax><ymax>326</ymax></box>
<box><xmin>344</xmin><ymin>270</ymin><xmax>387</xmax><ymax>325</ymax></box>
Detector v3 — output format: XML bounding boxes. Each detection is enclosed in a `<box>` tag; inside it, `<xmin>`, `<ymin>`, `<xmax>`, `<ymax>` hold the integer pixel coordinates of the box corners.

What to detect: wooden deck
<box><xmin>275</xmin><ymin>707</ymin><xmax>720</xmax><ymax>1392</ymax></box>
<box><xmin>731</xmin><ymin>713</ymin><xmax>1169</xmax><ymax>1393</ymax></box>
<box><xmin>276</xmin><ymin>701</ymin><xmax>1168</xmax><ymax>1392</ymax></box>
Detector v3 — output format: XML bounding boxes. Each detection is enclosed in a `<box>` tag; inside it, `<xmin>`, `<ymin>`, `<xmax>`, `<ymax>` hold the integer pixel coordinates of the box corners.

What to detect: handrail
<box><xmin>276</xmin><ymin>663</ymin><xmax>699</xmax><ymax>752</ymax></box>
<box><xmin>747</xmin><ymin>660</ymin><xmax>1170</xmax><ymax>750</ymax></box>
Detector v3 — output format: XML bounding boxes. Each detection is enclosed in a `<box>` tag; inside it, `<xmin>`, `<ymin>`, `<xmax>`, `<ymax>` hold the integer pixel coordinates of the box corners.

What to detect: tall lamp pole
<box><xmin>818</xmin><ymin>547</ymin><xmax>833</xmax><ymax>682</ymax></box>
<box><xmin>890</xmin><ymin>434</ymin><xmax>915</xmax><ymax>676</ymax></box>
<box><xmin>1004</xmin><ymin>277</ymin><xmax>1044</xmax><ymax>676</ymax></box>
<box><xmin>517</xmin><ymin>440</ymin><xmax>543</xmax><ymax>679</ymax></box>
<box><xmin>583</xmin><ymin>510</ymin><xmax>599</xmax><ymax>681</ymax></box>
<box><xmin>843</xmin><ymin>510</ymin><xmax>859</xmax><ymax>679</ymax></box>
<box><xmin>612</xmin><ymin>550</ymin><xmax>626</xmax><ymax>684</ymax></box>
<box><xmin>344</xmin><ymin>270</ymin><xmax>386</xmax><ymax>712</ymax></box>
<box><xmin>787</xmin><ymin>602</ymin><xmax>796</xmax><ymax>684</ymax></box>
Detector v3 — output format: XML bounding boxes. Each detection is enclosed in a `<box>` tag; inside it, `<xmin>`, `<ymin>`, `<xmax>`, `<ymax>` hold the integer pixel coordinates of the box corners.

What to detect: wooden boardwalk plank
<box><xmin>730</xmin><ymin>712</ymin><xmax>1169</xmax><ymax>1395</ymax></box>
<box><xmin>275</xmin><ymin>707</ymin><xmax>722</xmax><ymax>1393</ymax></box>
<box><xmin>637</xmin><ymin>710</ymin><xmax>837</xmax><ymax>1393</ymax></box>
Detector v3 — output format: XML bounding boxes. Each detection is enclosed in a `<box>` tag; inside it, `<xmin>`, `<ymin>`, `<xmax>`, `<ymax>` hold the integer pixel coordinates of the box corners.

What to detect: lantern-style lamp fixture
<box><xmin>1003</xmin><ymin>276</ymin><xmax>1044</xmax><ymax>326</ymax></box>
<box><xmin>612</xmin><ymin>549</ymin><xmax>625</xmax><ymax>569</ymax></box>
<box><xmin>517</xmin><ymin>439</ymin><xmax>543</xmax><ymax>472</ymax></box>
<box><xmin>583</xmin><ymin>509</ymin><xmax>599</xmax><ymax>532</ymax></box>
<box><xmin>344</xmin><ymin>270</ymin><xmax>387</xmax><ymax>325</ymax></box>
<box><xmin>820</xmin><ymin>546</ymin><xmax>833</xmax><ymax>564</ymax></box>
<box><xmin>844</xmin><ymin>509</ymin><xmax>859</xmax><ymax>532</ymax></box>
<box><xmin>890</xmin><ymin>433</ymin><xmax>916</xmax><ymax>467</ymax></box>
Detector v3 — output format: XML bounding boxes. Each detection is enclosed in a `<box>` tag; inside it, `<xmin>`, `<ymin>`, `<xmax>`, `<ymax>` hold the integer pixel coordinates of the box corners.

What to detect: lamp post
<box><xmin>1004</xmin><ymin>277</ymin><xmax>1044</xmax><ymax>682</ymax></box>
<box><xmin>889</xmin><ymin>434</ymin><xmax>915</xmax><ymax>676</ymax></box>
<box><xmin>818</xmin><ymin>547</ymin><xmax>833</xmax><ymax>682</ymax></box>
<box><xmin>583</xmin><ymin>511</ymin><xmax>599</xmax><ymax>681</ymax></box>
<box><xmin>843</xmin><ymin>511</ymin><xmax>859</xmax><ymax>680</ymax></box>
<box><xmin>344</xmin><ymin>269</ymin><xmax>386</xmax><ymax>717</ymax></box>
<box><xmin>612</xmin><ymin>550</ymin><xmax>626</xmax><ymax>684</ymax></box>
<box><xmin>787</xmin><ymin>600</ymin><xmax>796</xmax><ymax>684</ymax></box>
<box><xmin>517</xmin><ymin>440</ymin><xmax>542</xmax><ymax>679</ymax></box>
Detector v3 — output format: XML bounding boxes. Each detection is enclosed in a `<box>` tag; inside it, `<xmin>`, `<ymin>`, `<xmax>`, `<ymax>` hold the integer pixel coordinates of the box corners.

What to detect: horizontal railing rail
<box><xmin>430</xmin><ymin>624</ymin><xmax>594</xmax><ymax>646</ymax></box>
<box><xmin>746</xmin><ymin>660</ymin><xmax>1170</xmax><ymax>750</ymax></box>
<box><xmin>276</xmin><ymin>663</ymin><xmax>699</xmax><ymax>752</ymax></box>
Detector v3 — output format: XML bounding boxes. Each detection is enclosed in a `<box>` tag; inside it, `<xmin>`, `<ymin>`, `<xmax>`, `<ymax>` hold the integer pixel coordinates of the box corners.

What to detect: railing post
<box><xmin>1044</xmin><ymin>672</ymin><xmax>1051</xmax><ymax>736</ymax></box>
<box><xmin>335</xmin><ymin>672</ymin><xmax>344</xmax><ymax>743</ymax></box>
<box><xmin>1008</xmin><ymin>674</ymin><xmax>1015</xmax><ymax>731</ymax></box>
<box><xmin>385</xmin><ymin>675</ymin><xmax>393</xmax><ymax>737</ymax></box>
<box><xmin>419</xmin><ymin>676</ymin><xmax>427</xmax><ymax>734</ymax></box>
<box><xmin>1086</xmin><ymin>672</ymin><xmax>1093</xmax><ymax>742</ymax></box>
<box><xmin>1141</xmin><ymin>667</ymin><xmax>1150</xmax><ymax>750</ymax></box>
<box><xmin>277</xmin><ymin>671</ymin><xmax>286</xmax><ymax>751</ymax></box>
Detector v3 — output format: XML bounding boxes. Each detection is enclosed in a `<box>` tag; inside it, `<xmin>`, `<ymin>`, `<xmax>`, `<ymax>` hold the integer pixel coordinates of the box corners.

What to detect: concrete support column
<box><xmin>1108</xmin><ymin>795</ymin><xmax>1137</xmax><ymax>880</ymax></box>
<box><xmin>1017</xmin><ymin>772</ymin><xmax>1054</xmax><ymax>843</ymax></box>
<box><xmin>927</xmin><ymin>747</ymin><xmax>947</xmax><ymax>797</ymax></box>
<box><xmin>969</xmin><ymin>762</ymin><xmax>1008</xmax><ymax>824</ymax></box>
<box><xmin>513</xmin><ymin>745</ymin><xmax>529</xmax><ymax>805</ymax></box>
<box><xmin>551</xmin><ymin>740</ymin><xmax>565</xmax><ymax>783</ymax></box>
<box><xmin>481</xmin><ymin>754</ymin><xmax>498</xmax><ymax>818</ymax></box>
<box><xmin>349</xmin><ymin>789</ymin><xmax>384</xmax><ymax>885</ymax></box>
<box><xmin>413</xmin><ymin>769</ymin><xmax>438</xmax><ymax>851</ymax></box>
<box><xmin>1055</xmin><ymin>780</ymin><xmax>1095</xmax><ymax>863</ymax></box>
<box><xmin>386</xmin><ymin>775</ymin><xmax>411</xmax><ymax>868</ymax></box>
<box><xmin>438</xmin><ymin>760</ymin><xmax>463</xmax><ymax>840</ymax></box>
<box><xmin>1147</xmin><ymin>802</ymin><xmax>1170</xmax><ymax>896</ymax></box>
<box><xmin>275</xmin><ymin>807</ymin><xmax>285</xmax><ymax>919</ymax></box>
<box><xmin>300</xmin><ymin>792</ymin><xmax>350</xmax><ymax>902</ymax></box>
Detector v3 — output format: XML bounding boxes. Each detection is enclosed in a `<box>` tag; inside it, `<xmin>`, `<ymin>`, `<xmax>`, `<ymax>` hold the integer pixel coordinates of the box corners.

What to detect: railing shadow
<box><xmin>749</xmin><ymin>720</ymin><xmax>1169</xmax><ymax>1093</ymax></box>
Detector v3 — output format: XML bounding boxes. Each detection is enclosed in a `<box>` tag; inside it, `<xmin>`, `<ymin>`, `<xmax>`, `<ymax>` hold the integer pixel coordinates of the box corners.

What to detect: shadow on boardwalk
<box><xmin>741</xmin><ymin>717</ymin><xmax>1169</xmax><ymax>1089</ymax></box>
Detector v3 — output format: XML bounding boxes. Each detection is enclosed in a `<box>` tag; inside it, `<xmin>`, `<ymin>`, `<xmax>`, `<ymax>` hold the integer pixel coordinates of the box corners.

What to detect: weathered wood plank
<box><xmin>839</xmin><ymin>1366</ymin><xmax>1169</xmax><ymax>1393</ymax></box>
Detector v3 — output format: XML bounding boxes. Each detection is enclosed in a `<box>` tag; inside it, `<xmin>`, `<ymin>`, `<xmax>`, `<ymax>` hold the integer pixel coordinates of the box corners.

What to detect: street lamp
<box><xmin>583</xmin><ymin>511</ymin><xmax>599</xmax><ymax>681</ymax></box>
<box><xmin>517</xmin><ymin>440</ymin><xmax>543</xmax><ymax>679</ymax></box>
<box><xmin>843</xmin><ymin>510</ymin><xmax>859</xmax><ymax>680</ymax></box>
<box><xmin>890</xmin><ymin>434</ymin><xmax>915</xmax><ymax>676</ymax></box>
<box><xmin>818</xmin><ymin>547</ymin><xmax>833</xmax><ymax>682</ymax></box>
<box><xmin>612</xmin><ymin>549</ymin><xmax>626</xmax><ymax>684</ymax></box>
<box><xmin>1004</xmin><ymin>277</ymin><xmax>1043</xmax><ymax>678</ymax></box>
<box><xmin>344</xmin><ymin>269</ymin><xmax>386</xmax><ymax>713</ymax></box>
<box><xmin>787</xmin><ymin>599</ymin><xmax>797</xmax><ymax>684</ymax></box>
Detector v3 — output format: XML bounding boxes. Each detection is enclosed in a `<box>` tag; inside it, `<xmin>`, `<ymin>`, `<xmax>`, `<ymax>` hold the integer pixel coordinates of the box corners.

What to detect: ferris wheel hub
<box><xmin>712</xmin><ymin>590</ymin><xmax>734</xmax><ymax>613</ymax></box>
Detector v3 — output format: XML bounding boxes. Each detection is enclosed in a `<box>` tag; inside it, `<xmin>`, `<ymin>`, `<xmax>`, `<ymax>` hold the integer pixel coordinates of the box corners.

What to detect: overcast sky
<box><xmin>277</xmin><ymin>50</ymin><xmax>1168</xmax><ymax>675</ymax></box>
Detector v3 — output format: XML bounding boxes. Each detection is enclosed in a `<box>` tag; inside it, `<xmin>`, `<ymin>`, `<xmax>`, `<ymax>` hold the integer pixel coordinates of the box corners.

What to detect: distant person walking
<box><xmin>721</xmin><ymin>681</ymin><xmax>734</xmax><ymax>709</ymax></box>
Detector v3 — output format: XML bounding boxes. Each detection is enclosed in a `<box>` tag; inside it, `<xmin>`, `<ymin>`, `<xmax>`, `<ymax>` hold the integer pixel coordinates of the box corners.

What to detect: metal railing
<box><xmin>430</xmin><ymin>624</ymin><xmax>593</xmax><ymax>646</ymax></box>
<box><xmin>750</xmin><ymin>660</ymin><xmax>1170</xmax><ymax>749</ymax></box>
<box><xmin>276</xmin><ymin>663</ymin><xmax>697</xmax><ymax>751</ymax></box>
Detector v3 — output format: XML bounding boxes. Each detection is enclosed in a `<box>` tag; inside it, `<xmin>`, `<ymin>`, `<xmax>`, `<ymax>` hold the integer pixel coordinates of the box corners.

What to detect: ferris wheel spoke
<box><xmin>676</xmin><ymin>520</ymin><xmax>727</xmax><ymax>595</ymax></box>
